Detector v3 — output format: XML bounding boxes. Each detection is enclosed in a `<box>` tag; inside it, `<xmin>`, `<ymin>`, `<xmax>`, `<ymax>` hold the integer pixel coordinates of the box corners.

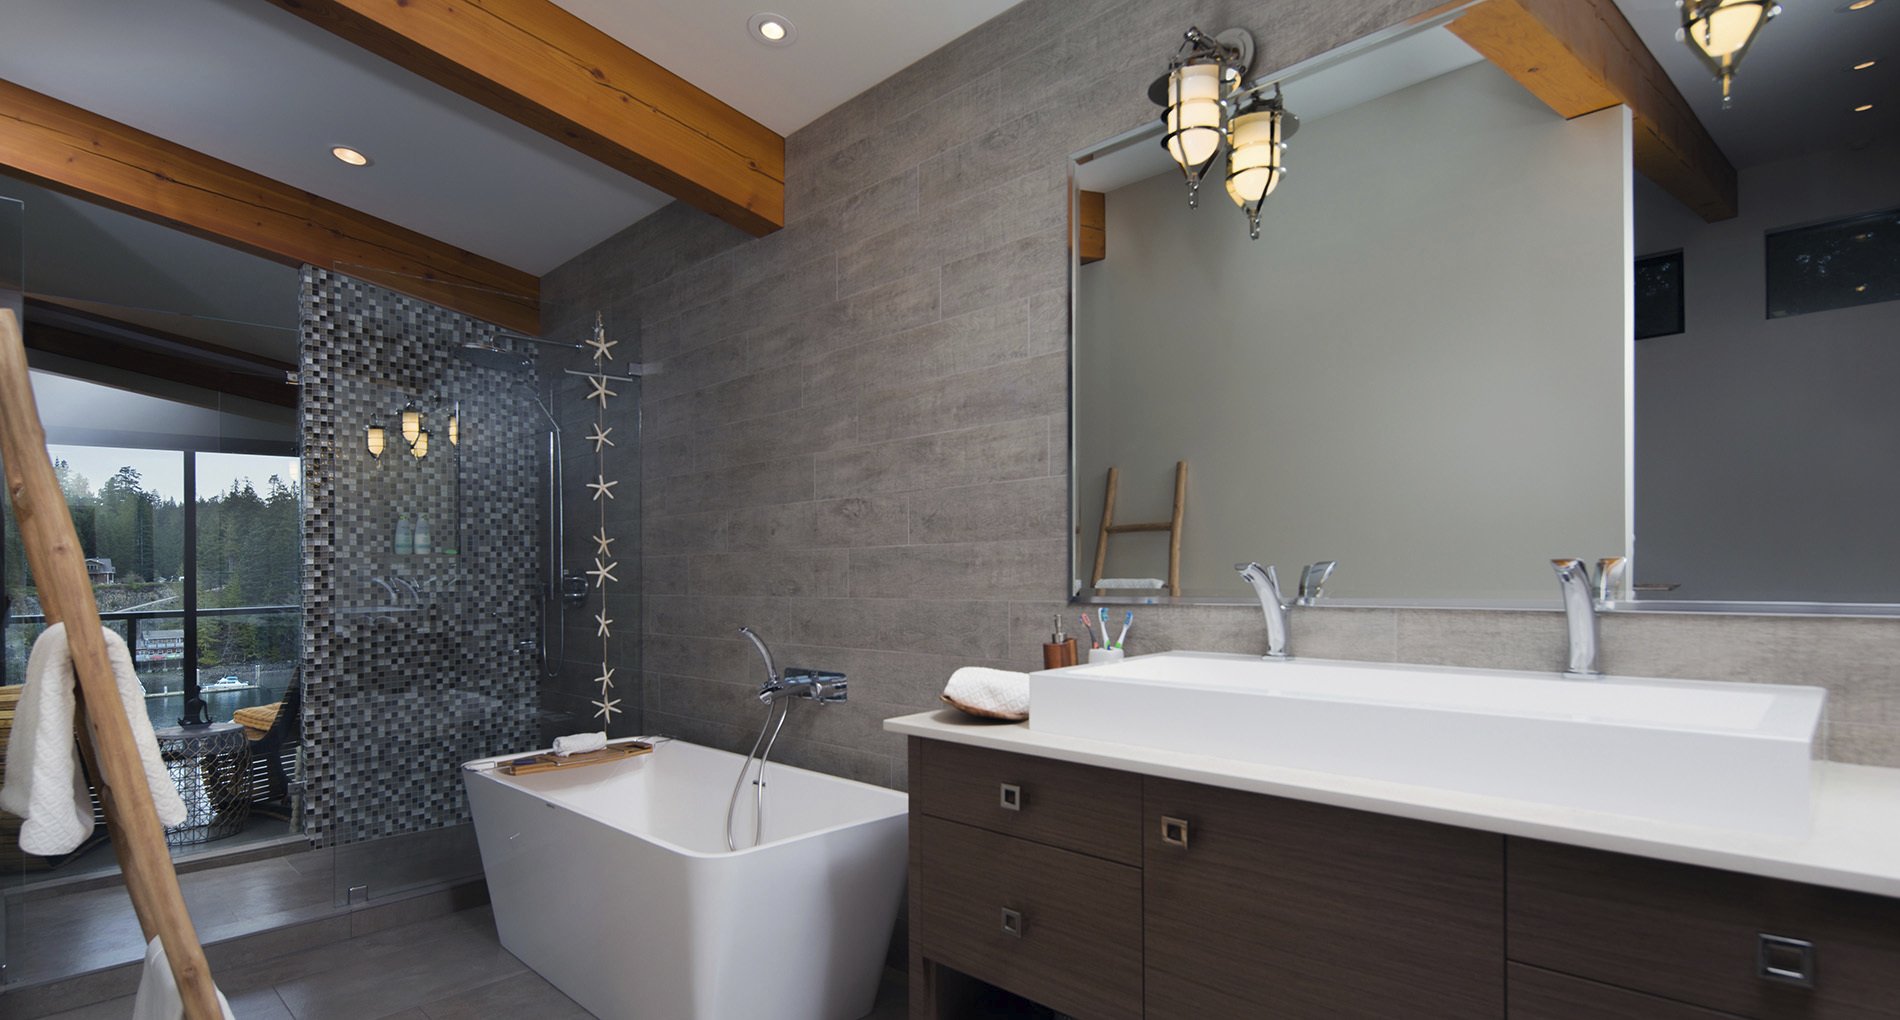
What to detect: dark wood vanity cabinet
<box><xmin>906</xmin><ymin>737</ymin><xmax>1900</xmax><ymax>1020</ymax></box>
<box><xmin>1142</xmin><ymin>777</ymin><xmax>1503</xmax><ymax>1019</ymax></box>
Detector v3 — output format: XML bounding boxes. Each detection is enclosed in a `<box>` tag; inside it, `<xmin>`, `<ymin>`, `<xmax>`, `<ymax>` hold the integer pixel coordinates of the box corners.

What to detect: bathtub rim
<box><xmin>462</xmin><ymin>738</ymin><xmax>908</xmax><ymax>861</ymax></box>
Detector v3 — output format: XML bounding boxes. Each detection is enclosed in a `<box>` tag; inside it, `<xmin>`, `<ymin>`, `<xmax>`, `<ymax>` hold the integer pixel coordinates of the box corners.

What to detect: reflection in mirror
<box><xmin>1073</xmin><ymin>25</ymin><xmax>1629</xmax><ymax>604</ymax></box>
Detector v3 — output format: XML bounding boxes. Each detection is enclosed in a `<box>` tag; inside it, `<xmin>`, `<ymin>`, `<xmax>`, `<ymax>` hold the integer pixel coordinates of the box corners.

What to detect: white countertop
<box><xmin>885</xmin><ymin>709</ymin><xmax>1900</xmax><ymax>899</ymax></box>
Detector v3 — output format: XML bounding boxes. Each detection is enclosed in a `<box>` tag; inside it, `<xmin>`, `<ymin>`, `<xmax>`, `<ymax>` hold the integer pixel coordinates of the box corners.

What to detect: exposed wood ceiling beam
<box><xmin>1449</xmin><ymin>0</ymin><xmax>1739</xmax><ymax>221</ymax></box>
<box><xmin>0</xmin><ymin>78</ymin><xmax>540</xmax><ymax>332</ymax></box>
<box><xmin>269</xmin><ymin>0</ymin><xmax>786</xmax><ymax>236</ymax></box>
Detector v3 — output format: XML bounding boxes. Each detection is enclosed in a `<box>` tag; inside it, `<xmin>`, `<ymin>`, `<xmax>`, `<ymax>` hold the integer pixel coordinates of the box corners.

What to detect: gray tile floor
<box><xmin>34</xmin><ymin>907</ymin><xmax>910</xmax><ymax>1020</ymax></box>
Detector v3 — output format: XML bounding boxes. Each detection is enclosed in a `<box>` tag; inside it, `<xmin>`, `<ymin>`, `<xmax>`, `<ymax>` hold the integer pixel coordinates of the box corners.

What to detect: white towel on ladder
<box><xmin>0</xmin><ymin>623</ymin><xmax>187</xmax><ymax>856</ymax></box>
<box><xmin>132</xmin><ymin>936</ymin><xmax>235</xmax><ymax>1020</ymax></box>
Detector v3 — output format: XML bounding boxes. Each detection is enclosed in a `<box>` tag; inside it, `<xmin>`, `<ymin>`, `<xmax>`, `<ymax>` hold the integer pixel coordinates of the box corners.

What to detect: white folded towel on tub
<box><xmin>552</xmin><ymin>731</ymin><xmax>608</xmax><ymax>756</ymax></box>
<box><xmin>941</xmin><ymin>667</ymin><xmax>1031</xmax><ymax>719</ymax></box>
<box><xmin>0</xmin><ymin>624</ymin><xmax>187</xmax><ymax>856</ymax></box>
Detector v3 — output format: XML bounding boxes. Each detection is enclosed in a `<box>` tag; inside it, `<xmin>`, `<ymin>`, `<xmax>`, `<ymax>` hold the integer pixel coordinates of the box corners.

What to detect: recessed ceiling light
<box><xmin>1844</xmin><ymin>0</ymin><xmax>1877</xmax><ymax>10</ymax></box>
<box><xmin>331</xmin><ymin>146</ymin><xmax>371</xmax><ymax>167</ymax></box>
<box><xmin>1854</xmin><ymin>102</ymin><xmax>1875</xmax><ymax>111</ymax></box>
<box><xmin>1853</xmin><ymin>60</ymin><xmax>1879</xmax><ymax>70</ymax></box>
<box><xmin>747</xmin><ymin>12</ymin><xmax>796</xmax><ymax>46</ymax></box>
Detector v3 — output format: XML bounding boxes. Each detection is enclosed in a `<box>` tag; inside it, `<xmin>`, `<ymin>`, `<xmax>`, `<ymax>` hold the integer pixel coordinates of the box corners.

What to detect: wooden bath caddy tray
<box><xmin>498</xmin><ymin>741</ymin><xmax>652</xmax><ymax>775</ymax></box>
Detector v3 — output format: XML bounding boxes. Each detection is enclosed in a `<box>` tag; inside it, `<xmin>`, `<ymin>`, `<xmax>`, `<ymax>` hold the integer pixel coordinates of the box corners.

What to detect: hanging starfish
<box><xmin>586</xmin><ymin>315</ymin><xmax>618</xmax><ymax>362</ymax></box>
<box><xmin>593</xmin><ymin>694</ymin><xmax>622</xmax><ymax>723</ymax></box>
<box><xmin>592</xmin><ymin>527</ymin><xmax>615</xmax><ymax>557</ymax></box>
<box><xmin>585</xmin><ymin>423</ymin><xmax>615</xmax><ymax>451</ymax></box>
<box><xmin>584</xmin><ymin>374</ymin><xmax>617</xmax><ymax>408</ymax></box>
<box><xmin>587</xmin><ymin>558</ymin><xmax>619</xmax><ymax>587</ymax></box>
<box><xmin>594</xmin><ymin>664</ymin><xmax>616</xmax><ymax>689</ymax></box>
<box><xmin>595</xmin><ymin>611</ymin><xmax>613</xmax><ymax>638</ymax></box>
<box><xmin>585</xmin><ymin>475</ymin><xmax>618</xmax><ymax>501</ymax></box>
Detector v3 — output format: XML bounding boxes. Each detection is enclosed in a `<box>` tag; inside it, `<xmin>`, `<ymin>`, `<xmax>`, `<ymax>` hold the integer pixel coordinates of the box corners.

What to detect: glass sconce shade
<box><xmin>365</xmin><ymin>423</ymin><xmax>386</xmax><ymax>459</ymax></box>
<box><xmin>400</xmin><ymin>404</ymin><xmax>423</xmax><ymax>446</ymax></box>
<box><xmin>1226</xmin><ymin>108</ymin><xmax>1285</xmax><ymax>240</ymax></box>
<box><xmin>411</xmin><ymin>428</ymin><xmax>430</xmax><ymax>459</ymax></box>
<box><xmin>1165</xmin><ymin>63</ymin><xmax>1226</xmax><ymax>172</ymax></box>
<box><xmin>1679</xmin><ymin>0</ymin><xmax>1780</xmax><ymax>105</ymax></box>
<box><xmin>448</xmin><ymin>413</ymin><xmax>459</xmax><ymax>446</ymax></box>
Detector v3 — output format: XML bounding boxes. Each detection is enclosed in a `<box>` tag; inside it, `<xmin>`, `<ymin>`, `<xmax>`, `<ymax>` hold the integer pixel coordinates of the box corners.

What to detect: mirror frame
<box><xmin>1064</xmin><ymin>7</ymin><xmax>1900</xmax><ymax>619</ymax></box>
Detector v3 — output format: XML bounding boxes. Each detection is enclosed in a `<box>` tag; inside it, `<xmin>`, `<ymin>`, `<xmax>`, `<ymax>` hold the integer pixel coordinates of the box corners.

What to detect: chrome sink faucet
<box><xmin>1236</xmin><ymin>562</ymin><xmax>1293</xmax><ymax>659</ymax></box>
<box><xmin>1551</xmin><ymin>557</ymin><xmax>1627</xmax><ymax>678</ymax></box>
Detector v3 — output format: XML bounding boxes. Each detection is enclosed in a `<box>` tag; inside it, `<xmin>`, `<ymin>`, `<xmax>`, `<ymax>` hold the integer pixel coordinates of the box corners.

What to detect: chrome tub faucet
<box><xmin>739</xmin><ymin>626</ymin><xmax>847</xmax><ymax>705</ymax></box>
<box><xmin>1551</xmin><ymin>557</ymin><xmax>1627</xmax><ymax>678</ymax></box>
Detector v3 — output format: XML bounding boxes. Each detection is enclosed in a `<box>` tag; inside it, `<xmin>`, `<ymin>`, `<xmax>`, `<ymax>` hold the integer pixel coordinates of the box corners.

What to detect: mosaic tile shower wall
<box><xmin>300</xmin><ymin>268</ymin><xmax>541</xmax><ymax>845</ymax></box>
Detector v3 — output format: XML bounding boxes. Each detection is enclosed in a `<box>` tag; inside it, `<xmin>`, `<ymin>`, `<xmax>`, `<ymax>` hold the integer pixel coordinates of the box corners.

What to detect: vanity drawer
<box><xmin>1509</xmin><ymin>963</ymin><xmax>1746</xmax><ymax>1019</ymax></box>
<box><xmin>914</xmin><ymin>815</ymin><xmax>1141</xmax><ymax>1020</ymax></box>
<box><xmin>911</xmin><ymin>739</ymin><xmax>1141</xmax><ymax>865</ymax></box>
<box><xmin>1508</xmin><ymin>838</ymin><xmax>1900</xmax><ymax>1018</ymax></box>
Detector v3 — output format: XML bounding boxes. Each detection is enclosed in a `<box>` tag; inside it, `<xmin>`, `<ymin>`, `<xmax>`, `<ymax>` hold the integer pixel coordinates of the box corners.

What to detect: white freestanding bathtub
<box><xmin>463</xmin><ymin>740</ymin><xmax>909</xmax><ymax>1020</ymax></box>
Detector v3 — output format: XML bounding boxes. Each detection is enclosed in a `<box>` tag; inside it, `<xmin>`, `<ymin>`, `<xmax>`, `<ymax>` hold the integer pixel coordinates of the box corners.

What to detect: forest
<box><xmin>2</xmin><ymin>457</ymin><xmax>301</xmax><ymax>683</ymax></box>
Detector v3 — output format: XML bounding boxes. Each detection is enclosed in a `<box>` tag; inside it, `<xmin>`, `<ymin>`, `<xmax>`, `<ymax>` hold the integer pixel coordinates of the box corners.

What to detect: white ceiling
<box><xmin>0</xmin><ymin>0</ymin><xmax>1030</xmax><ymax>280</ymax></box>
<box><xmin>1611</xmin><ymin>0</ymin><xmax>1899</xmax><ymax>168</ymax></box>
<box><xmin>548</xmin><ymin>0</ymin><xmax>1027</xmax><ymax>135</ymax></box>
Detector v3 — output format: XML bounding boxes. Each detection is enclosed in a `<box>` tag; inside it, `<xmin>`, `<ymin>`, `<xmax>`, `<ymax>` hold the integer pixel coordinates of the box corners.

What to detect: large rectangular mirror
<box><xmin>1070</xmin><ymin>7</ymin><xmax>1900</xmax><ymax>611</ymax></box>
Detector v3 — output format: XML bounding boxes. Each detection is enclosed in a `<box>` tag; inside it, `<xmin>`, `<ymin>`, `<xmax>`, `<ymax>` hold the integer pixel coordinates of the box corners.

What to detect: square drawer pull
<box><xmin>1161</xmin><ymin>815</ymin><xmax>1190</xmax><ymax>848</ymax></box>
<box><xmin>1758</xmin><ymin>933</ymin><xmax>1815</xmax><ymax>988</ymax></box>
<box><xmin>999</xmin><ymin>782</ymin><xmax>1022</xmax><ymax>811</ymax></box>
<box><xmin>1001</xmin><ymin>907</ymin><xmax>1024</xmax><ymax>938</ymax></box>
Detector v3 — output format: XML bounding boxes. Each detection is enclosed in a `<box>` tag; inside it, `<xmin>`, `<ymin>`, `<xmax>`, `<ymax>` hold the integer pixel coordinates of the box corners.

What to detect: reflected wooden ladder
<box><xmin>0</xmin><ymin>308</ymin><xmax>223</xmax><ymax>1018</ymax></box>
<box><xmin>1090</xmin><ymin>461</ymin><xmax>1187</xmax><ymax>597</ymax></box>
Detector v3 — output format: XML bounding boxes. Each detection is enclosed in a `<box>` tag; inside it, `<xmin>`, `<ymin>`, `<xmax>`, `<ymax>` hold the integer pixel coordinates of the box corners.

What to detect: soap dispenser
<box><xmin>413</xmin><ymin>513</ymin><xmax>432</xmax><ymax>555</ymax></box>
<box><xmin>395</xmin><ymin>513</ymin><xmax>414</xmax><ymax>555</ymax></box>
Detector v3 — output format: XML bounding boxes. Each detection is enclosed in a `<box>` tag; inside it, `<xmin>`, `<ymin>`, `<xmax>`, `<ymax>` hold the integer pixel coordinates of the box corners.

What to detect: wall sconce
<box><xmin>410</xmin><ymin>428</ymin><xmax>431</xmax><ymax>459</ymax></box>
<box><xmin>1678</xmin><ymin>0</ymin><xmax>1780</xmax><ymax>107</ymax></box>
<box><xmin>365</xmin><ymin>423</ymin><xmax>387</xmax><ymax>459</ymax></box>
<box><xmin>448</xmin><ymin>411</ymin><xmax>459</xmax><ymax>446</ymax></box>
<box><xmin>1149</xmin><ymin>27</ymin><xmax>1255</xmax><ymax>207</ymax></box>
<box><xmin>1225</xmin><ymin>85</ymin><xmax>1297</xmax><ymax>240</ymax></box>
<box><xmin>400</xmin><ymin>403</ymin><xmax>423</xmax><ymax>447</ymax></box>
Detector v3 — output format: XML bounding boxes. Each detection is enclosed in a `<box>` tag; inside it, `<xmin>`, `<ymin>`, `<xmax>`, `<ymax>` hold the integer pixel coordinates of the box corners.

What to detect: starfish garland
<box><xmin>595</xmin><ymin>612</ymin><xmax>613</xmax><ymax>638</ymax></box>
<box><xmin>585</xmin><ymin>423</ymin><xmax>615</xmax><ymax>451</ymax></box>
<box><xmin>594</xmin><ymin>664</ymin><xmax>616</xmax><ymax>689</ymax></box>
<box><xmin>592</xmin><ymin>527</ymin><xmax>615</xmax><ymax>557</ymax></box>
<box><xmin>587</xmin><ymin>558</ymin><xmax>619</xmax><ymax>587</ymax></box>
<box><xmin>586</xmin><ymin>475</ymin><xmax>618</xmax><ymax>501</ymax></box>
<box><xmin>585</xmin><ymin>318</ymin><xmax>618</xmax><ymax>362</ymax></box>
<box><xmin>592</xmin><ymin>694</ymin><xmax>622</xmax><ymax>723</ymax></box>
<box><xmin>584</xmin><ymin>374</ymin><xmax>617</xmax><ymax>408</ymax></box>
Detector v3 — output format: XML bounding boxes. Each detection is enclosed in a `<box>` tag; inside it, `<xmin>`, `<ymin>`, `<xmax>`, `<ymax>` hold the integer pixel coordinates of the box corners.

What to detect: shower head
<box><xmin>456</xmin><ymin>341</ymin><xmax>532</xmax><ymax>373</ymax></box>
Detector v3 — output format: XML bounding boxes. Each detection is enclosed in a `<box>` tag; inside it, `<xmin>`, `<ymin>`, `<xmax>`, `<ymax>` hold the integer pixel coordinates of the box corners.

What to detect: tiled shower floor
<box><xmin>30</xmin><ymin>907</ymin><xmax>910</xmax><ymax>1020</ymax></box>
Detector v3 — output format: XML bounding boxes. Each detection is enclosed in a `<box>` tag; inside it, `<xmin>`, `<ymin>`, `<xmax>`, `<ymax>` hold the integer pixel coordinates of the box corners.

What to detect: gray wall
<box><xmin>1634</xmin><ymin>140</ymin><xmax>1900</xmax><ymax>602</ymax></box>
<box><xmin>542</xmin><ymin>0</ymin><xmax>1900</xmax><ymax>778</ymax></box>
<box><xmin>1076</xmin><ymin>63</ymin><xmax>1628</xmax><ymax>600</ymax></box>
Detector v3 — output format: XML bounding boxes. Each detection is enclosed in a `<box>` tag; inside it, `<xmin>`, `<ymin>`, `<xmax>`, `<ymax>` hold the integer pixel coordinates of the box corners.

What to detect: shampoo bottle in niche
<box><xmin>394</xmin><ymin>513</ymin><xmax>414</xmax><ymax>555</ymax></box>
<box><xmin>413</xmin><ymin>514</ymin><xmax>432</xmax><ymax>555</ymax></box>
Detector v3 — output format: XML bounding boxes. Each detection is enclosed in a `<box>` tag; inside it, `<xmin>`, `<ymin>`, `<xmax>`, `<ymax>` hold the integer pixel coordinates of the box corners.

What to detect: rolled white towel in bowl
<box><xmin>552</xmin><ymin>731</ymin><xmax>608</xmax><ymax>757</ymax></box>
<box><xmin>941</xmin><ymin>667</ymin><xmax>1031</xmax><ymax>720</ymax></box>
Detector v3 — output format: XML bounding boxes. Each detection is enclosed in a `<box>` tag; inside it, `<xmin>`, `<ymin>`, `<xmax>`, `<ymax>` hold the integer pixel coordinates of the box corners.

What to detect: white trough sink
<box><xmin>1030</xmin><ymin>652</ymin><xmax>1825</xmax><ymax>837</ymax></box>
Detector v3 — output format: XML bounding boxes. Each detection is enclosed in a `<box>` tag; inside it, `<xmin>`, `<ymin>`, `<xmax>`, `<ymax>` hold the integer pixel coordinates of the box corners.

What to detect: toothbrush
<box><xmin>1115</xmin><ymin>611</ymin><xmax>1132</xmax><ymax>650</ymax></box>
<box><xmin>1079</xmin><ymin>614</ymin><xmax>1099</xmax><ymax>648</ymax></box>
<box><xmin>1098</xmin><ymin>608</ymin><xmax>1110</xmax><ymax>648</ymax></box>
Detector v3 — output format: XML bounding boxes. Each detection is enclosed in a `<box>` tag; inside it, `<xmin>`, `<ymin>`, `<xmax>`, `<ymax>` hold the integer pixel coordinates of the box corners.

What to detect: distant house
<box><xmin>137</xmin><ymin>629</ymin><xmax>185</xmax><ymax>665</ymax></box>
<box><xmin>85</xmin><ymin>558</ymin><xmax>115</xmax><ymax>584</ymax></box>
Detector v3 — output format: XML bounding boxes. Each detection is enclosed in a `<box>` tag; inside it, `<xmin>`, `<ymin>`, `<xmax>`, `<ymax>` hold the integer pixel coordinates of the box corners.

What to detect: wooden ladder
<box><xmin>1090</xmin><ymin>461</ymin><xmax>1187</xmax><ymax>597</ymax></box>
<box><xmin>0</xmin><ymin>308</ymin><xmax>222</xmax><ymax>1018</ymax></box>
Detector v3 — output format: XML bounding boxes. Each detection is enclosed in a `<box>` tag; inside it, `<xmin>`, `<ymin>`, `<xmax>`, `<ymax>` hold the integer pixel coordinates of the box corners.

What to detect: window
<box><xmin>1635</xmin><ymin>249</ymin><xmax>1685</xmax><ymax>340</ymax></box>
<box><xmin>2</xmin><ymin>373</ymin><xmax>299</xmax><ymax>730</ymax></box>
<box><xmin>1766</xmin><ymin>207</ymin><xmax>1900</xmax><ymax>319</ymax></box>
